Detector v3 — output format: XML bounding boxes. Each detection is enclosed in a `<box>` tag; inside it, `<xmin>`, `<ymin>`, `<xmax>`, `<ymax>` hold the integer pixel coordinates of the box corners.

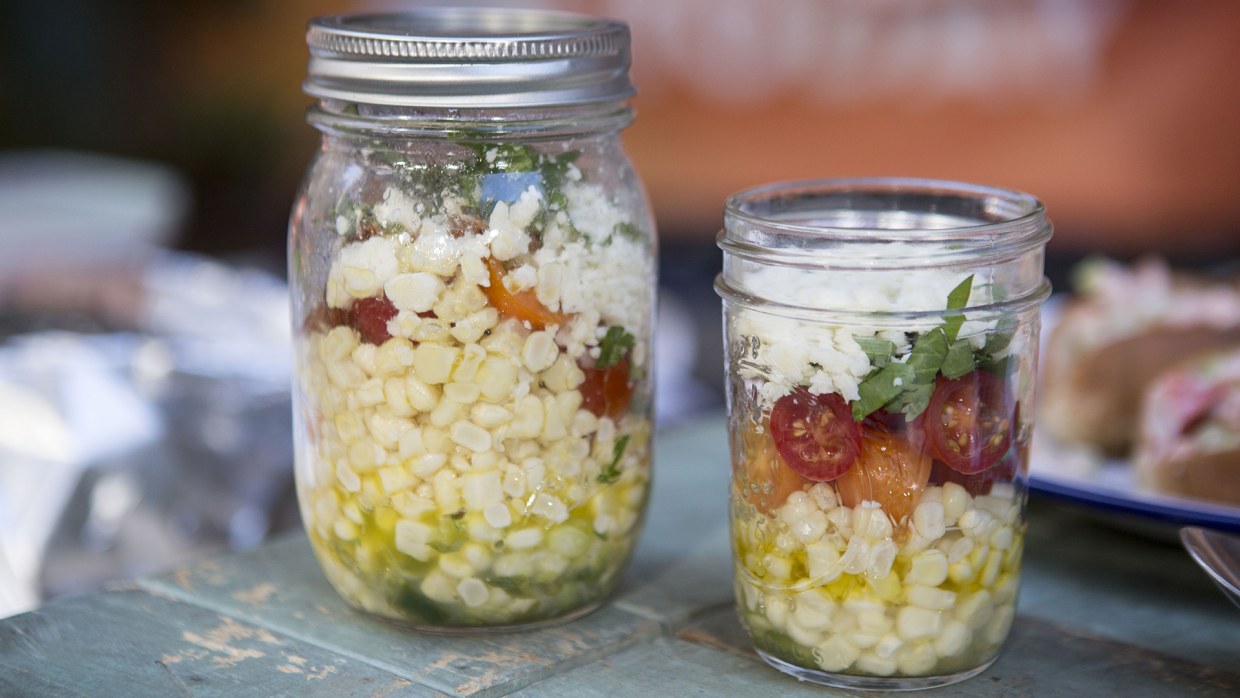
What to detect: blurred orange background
<box><xmin>1</xmin><ymin>0</ymin><xmax>1237</xmax><ymax>269</ymax></box>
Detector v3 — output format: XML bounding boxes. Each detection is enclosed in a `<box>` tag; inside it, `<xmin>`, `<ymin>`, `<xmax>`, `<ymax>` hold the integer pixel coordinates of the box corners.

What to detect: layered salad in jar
<box><xmin>727</xmin><ymin>267</ymin><xmax>1032</xmax><ymax>681</ymax></box>
<box><xmin>292</xmin><ymin>141</ymin><xmax>654</xmax><ymax>629</ymax></box>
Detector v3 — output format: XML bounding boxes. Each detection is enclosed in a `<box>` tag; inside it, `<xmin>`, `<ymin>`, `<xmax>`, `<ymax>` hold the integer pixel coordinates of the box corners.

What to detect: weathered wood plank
<box><xmin>671</xmin><ymin>602</ymin><xmax>1240</xmax><ymax>697</ymax></box>
<box><xmin>612</xmin><ymin>527</ymin><xmax>733</xmax><ymax>628</ymax></box>
<box><xmin>1019</xmin><ymin>498</ymin><xmax>1240</xmax><ymax>668</ymax></box>
<box><xmin>509</xmin><ymin>636</ymin><xmax>835</xmax><ymax>698</ymax></box>
<box><xmin>610</xmin><ymin>418</ymin><xmax>736</xmax><ymax>626</ymax></box>
<box><xmin>139</xmin><ymin>537</ymin><xmax>662</xmax><ymax>697</ymax></box>
<box><xmin>0</xmin><ymin>586</ymin><xmax>428</xmax><ymax>697</ymax></box>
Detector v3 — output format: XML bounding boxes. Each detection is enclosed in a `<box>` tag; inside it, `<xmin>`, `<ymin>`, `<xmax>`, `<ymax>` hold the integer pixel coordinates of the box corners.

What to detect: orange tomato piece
<box><xmin>579</xmin><ymin>356</ymin><xmax>635</xmax><ymax>420</ymax></box>
<box><xmin>733</xmin><ymin>418</ymin><xmax>812</xmax><ymax>514</ymax></box>
<box><xmin>482</xmin><ymin>257</ymin><xmax>570</xmax><ymax>330</ymax></box>
<box><xmin>836</xmin><ymin>425</ymin><xmax>932</xmax><ymax>526</ymax></box>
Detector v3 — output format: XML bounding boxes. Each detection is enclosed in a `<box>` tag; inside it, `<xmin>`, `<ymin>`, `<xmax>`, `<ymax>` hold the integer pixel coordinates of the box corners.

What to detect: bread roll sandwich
<box><xmin>1133</xmin><ymin>348</ymin><xmax>1240</xmax><ymax>506</ymax></box>
<box><xmin>1039</xmin><ymin>258</ymin><xmax>1240</xmax><ymax>455</ymax></box>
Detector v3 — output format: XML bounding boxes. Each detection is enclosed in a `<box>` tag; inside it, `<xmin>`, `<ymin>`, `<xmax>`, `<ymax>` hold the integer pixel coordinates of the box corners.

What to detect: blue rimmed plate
<box><xmin>1028</xmin><ymin>439</ymin><xmax>1240</xmax><ymax>535</ymax></box>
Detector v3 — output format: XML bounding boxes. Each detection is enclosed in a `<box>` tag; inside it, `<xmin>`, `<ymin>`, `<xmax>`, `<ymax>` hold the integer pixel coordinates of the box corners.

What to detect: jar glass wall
<box><xmin>288</xmin><ymin>10</ymin><xmax>656</xmax><ymax>631</ymax></box>
<box><xmin>716</xmin><ymin>178</ymin><xmax>1051</xmax><ymax>689</ymax></box>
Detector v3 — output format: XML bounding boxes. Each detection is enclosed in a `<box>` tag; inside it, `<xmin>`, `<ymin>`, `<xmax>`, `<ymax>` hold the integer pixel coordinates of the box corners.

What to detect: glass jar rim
<box><xmin>719</xmin><ymin>177</ymin><xmax>1052</xmax><ymax>271</ymax></box>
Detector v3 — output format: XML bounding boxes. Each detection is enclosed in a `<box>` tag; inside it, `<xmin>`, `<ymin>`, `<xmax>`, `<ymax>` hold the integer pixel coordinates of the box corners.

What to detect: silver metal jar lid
<box><xmin>304</xmin><ymin>8</ymin><xmax>634</xmax><ymax>108</ymax></box>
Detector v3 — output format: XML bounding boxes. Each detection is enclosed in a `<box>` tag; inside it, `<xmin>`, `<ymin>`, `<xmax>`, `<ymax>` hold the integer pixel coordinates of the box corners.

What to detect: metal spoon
<box><xmin>1180</xmin><ymin>526</ymin><xmax>1240</xmax><ymax>610</ymax></box>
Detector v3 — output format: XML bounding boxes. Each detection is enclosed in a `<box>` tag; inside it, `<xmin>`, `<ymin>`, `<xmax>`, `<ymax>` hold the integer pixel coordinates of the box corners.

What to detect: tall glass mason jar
<box><xmin>716</xmin><ymin>179</ymin><xmax>1051</xmax><ymax>689</ymax></box>
<box><xmin>288</xmin><ymin>9</ymin><xmax>657</xmax><ymax>631</ymax></box>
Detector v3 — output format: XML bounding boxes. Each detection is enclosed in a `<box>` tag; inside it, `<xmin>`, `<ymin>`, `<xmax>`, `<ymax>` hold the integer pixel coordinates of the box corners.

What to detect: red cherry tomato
<box><xmin>768</xmin><ymin>389</ymin><xmax>861</xmax><ymax>481</ymax></box>
<box><xmin>836</xmin><ymin>425</ymin><xmax>933</xmax><ymax>524</ymax></box>
<box><xmin>932</xmin><ymin>440</ymin><xmax>1023</xmax><ymax>497</ymax></box>
<box><xmin>351</xmin><ymin>295</ymin><xmax>398</xmax><ymax>345</ymax></box>
<box><xmin>924</xmin><ymin>370</ymin><xmax>1015</xmax><ymax>474</ymax></box>
<box><xmin>579</xmin><ymin>356</ymin><xmax>634</xmax><ymax>420</ymax></box>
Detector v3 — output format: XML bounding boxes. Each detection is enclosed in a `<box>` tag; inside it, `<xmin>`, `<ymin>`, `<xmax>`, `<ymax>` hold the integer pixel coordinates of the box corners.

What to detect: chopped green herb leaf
<box><xmin>853</xmin><ymin>362</ymin><xmax>915</xmax><ymax>421</ymax></box>
<box><xmin>855</xmin><ymin>336</ymin><xmax>896</xmax><ymax>369</ymax></box>
<box><xmin>597</xmin><ymin>326</ymin><xmax>635</xmax><ymax>369</ymax></box>
<box><xmin>610</xmin><ymin>221</ymin><xmax>642</xmax><ymax>242</ymax></box>
<box><xmin>598</xmin><ymin>434</ymin><xmax>631</xmax><ymax>484</ymax></box>
<box><xmin>393</xmin><ymin>586</ymin><xmax>448</xmax><ymax>624</ymax></box>
<box><xmin>906</xmin><ymin>328</ymin><xmax>950</xmax><ymax>385</ymax></box>
<box><xmin>942</xmin><ymin>274</ymin><xmax>974</xmax><ymax>342</ymax></box>
<box><xmin>941</xmin><ymin>338</ymin><xmax>977</xmax><ymax>379</ymax></box>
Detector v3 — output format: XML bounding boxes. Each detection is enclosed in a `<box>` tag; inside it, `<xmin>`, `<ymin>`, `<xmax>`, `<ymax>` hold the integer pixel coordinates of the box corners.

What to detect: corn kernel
<box><xmin>384</xmin><ymin>272</ymin><xmax>443</xmax><ymax>313</ymax></box>
<box><xmin>471</xmin><ymin>403</ymin><xmax>512</xmax><ymax>428</ymax></box>
<box><xmin>934</xmin><ymin>618</ymin><xmax>970</xmax><ymax>658</ymax></box>
<box><xmin>906</xmin><ymin>549</ymin><xmax>949</xmax><ymax>587</ymax></box>
<box><xmin>461</xmin><ymin>470</ymin><xmax>502</xmax><ymax>511</ymax></box>
<box><xmin>913</xmin><ymin>501</ymin><xmax>946</xmax><ymax>541</ymax></box>
<box><xmin>350</xmin><ymin>343</ymin><xmax>377</xmax><ymax>376</ymax></box>
<box><xmin>382</xmin><ymin>378</ymin><xmax>414</xmax><ymax>417</ymax></box>
<box><xmin>398</xmin><ymin>428</ymin><xmax>426</xmax><ymax>460</ymax></box>
<box><xmin>447</xmin><ymin>343</ymin><xmax>481</xmax><ymax>382</ymax></box>
<box><xmin>484</xmin><ymin>502</ymin><xmax>513</xmax><ymax>529</ymax></box>
<box><xmin>429</xmin><ymin>399</ymin><xmax>464</xmax><ymax>428</ymax></box>
<box><xmin>354</xmin><ymin>377</ymin><xmax>386</xmax><ymax>407</ymax></box>
<box><xmin>420</xmin><ymin>570</ymin><xmax>457</xmax><ymax>604</ymax></box>
<box><xmin>855</xmin><ymin>651</ymin><xmax>897</xmax><ymax>676</ymax></box>
<box><xmin>507</xmin><ymin>527</ymin><xmax>543</xmax><ymax>550</ymax></box>
<box><xmin>895</xmin><ymin>640</ymin><xmax>936</xmax><ymax>675</ymax></box>
<box><xmin>450</xmin><ymin>421</ymin><xmax>492</xmax><ymax>453</ymax></box>
<box><xmin>521</xmin><ymin>331</ymin><xmax>559</xmax><ymax>373</ymax></box>
<box><xmin>457</xmin><ymin>578</ymin><xmax>488</xmax><ymax>608</ymax></box>
<box><xmin>412</xmin><ymin>343</ymin><xmax>459</xmax><ymax>384</ymax></box>
<box><xmin>404</xmin><ymin>376</ymin><xmax>440</xmax><ymax>413</ymax></box>
<box><xmin>941</xmin><ymin>482</ymin><xmax>970</xmax><ymax>525</ymax></box>
<box><xmin>373</xmin><ymin>338</ymin><xmax>415</xmax><ymax>376</ymax></box>
<box><xmin>433</xmin><ymin>552</ymin><xmax>470</xmax><ymax>580</ymax></box>
<box><xmin>378</xmin><ymin>466</ymin><xmax>414</xmax><ymax>494</ymax></box>
<box><xmin>451</xmin><ymin>308</ymin><xmax>499</xmax><ymax>345</ymax></box>
<box><xmin>444</xmin><ymin>382</ymin><xmax>481</xmax><ymax>404</ymax></box>
<box><xmin>897</xmin><ymin>606</ymin><xmax>941</xmax><ymax>641</ymax></box>
<box><xmin>477</xmin><ymin>356</ymin><xmax>519</xmax><ymax>403</ymax></box>
<box><xmin>814</xmin><ymin>634</ymin><xmax>861</xmax><ymax>672</ymax></box>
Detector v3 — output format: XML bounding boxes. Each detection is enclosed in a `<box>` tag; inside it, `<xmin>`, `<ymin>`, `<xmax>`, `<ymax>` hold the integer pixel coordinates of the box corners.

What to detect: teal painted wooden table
<box><xmin>2</xmin><ymin>415</ymin><xmax>1238</xmax><ymax>696</ymax></box>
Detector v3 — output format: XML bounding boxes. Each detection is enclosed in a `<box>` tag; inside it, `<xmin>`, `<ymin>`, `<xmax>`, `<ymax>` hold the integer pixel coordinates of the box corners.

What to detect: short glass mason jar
<box><xmin>715</xmin><ymin>179</ymin><xmax>1052</xmax><ymax>689</ymax></box>
<box><xmin>288</xmin><ymin>9</ymin><xmax>657</xmax><ymax>631</ymax></box>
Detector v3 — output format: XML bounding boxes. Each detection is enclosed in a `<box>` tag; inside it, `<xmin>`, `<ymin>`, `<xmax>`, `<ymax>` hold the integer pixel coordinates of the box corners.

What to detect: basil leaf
<box><xmin>598</xmin><ymin>434</ymin><xmax>631</xmax><ymax>484</ymax></box>
<box><xmin>888</xmin><ymin>382</ymin><xmax>936</xmax><ymax>421</ymax></box>
<box><xmin>942</xmin><ymin>274</ymin><xmax>974</xmax><ymax>342</ymax></box>
<box><xmin>853</xmin><ymin>362</ymin><xmax>915</xmax><ymax>421</ymax></box>
<box><xmin>906</xmin><ymin>328</ymin><xmax>949</xmax><ymax>384</ymax></box>
<box><xmin>597</xmin><ymin>326</ymin><xmax>636</xmax><ymax>369</ymax></box>
<box><xmin>855</xmin><ymin>336</ymin><xmax>896</xmax><ymax>369</ymax></box>
<box><xmin>942</xmin><ymin>338</ymin><xmax>977</xmax><ymax>379</ymax></box>
<box><xmin>981</xmin><ymin>315</ymin><xmax>1017</xmax><ymax>358</ymax></box>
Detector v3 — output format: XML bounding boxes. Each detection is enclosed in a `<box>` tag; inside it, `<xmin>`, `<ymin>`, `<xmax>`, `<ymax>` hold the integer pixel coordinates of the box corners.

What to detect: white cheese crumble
<box><xmin>732</xmin><ymin>264</ymin><xmax>1001</xmax><ymax>408</ymax></box>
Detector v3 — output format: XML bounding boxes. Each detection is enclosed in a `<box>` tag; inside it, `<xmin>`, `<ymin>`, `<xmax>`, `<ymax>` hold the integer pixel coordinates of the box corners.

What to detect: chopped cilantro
<box><xmin>598</xmin><ymin>434</ymin><xmax>631</xmax><ymax>484</ymax></box>
<box><xmin>850</xmin><ymin>274</ymin><xmax>993</xmax><ymax>421</ymax></box>
<box><xmin>597</xmin><ymin>326</ymin><xmax>635</xmax><ymax>369</ymax></box>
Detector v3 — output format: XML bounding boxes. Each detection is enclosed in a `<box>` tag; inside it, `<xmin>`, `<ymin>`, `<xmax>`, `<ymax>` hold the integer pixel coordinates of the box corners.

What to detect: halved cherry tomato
<box><xmin>482</xmin><ymin>257</ymin><xmax>569</xmax><ymax>330</ymax></box>
<box><xmin>733</xmin><ymin>418</ymin><xmax>811</xmax><ymax>514</ymax></box>
<box><xmin>768</xmin><ymin>389</ymin><xmax>861</xmax><ymax>481</ymax></box>
<box><xmin>351</xmin><ymin>295</ymin><xmax>398</xmax><ymax>345</ymax></box>
<box><xmin>579</xmin><ymin>356</ymin><xmax>634</xmax><ymax>420</ymax></box>
<box><xmin>932</xmin><ymin>439</ymin><xmax>1024</xmax><ymax>497</ymax></box>
<box><xmin>836</xmin><ymin>425</ymin><xmax>933</xmax><ymax>524</ymax></box>
<box><xmin>923</xmin><ymin>370</ymin><xmax>1015</xmax><ymax>474</ymax></box>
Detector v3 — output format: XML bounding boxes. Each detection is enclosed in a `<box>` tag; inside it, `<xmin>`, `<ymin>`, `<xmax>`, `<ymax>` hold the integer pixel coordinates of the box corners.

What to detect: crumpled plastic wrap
<box><xmin>0</xmin><ymin>252</ymin><xmax>295</xmax><ymax>618</ymax></box>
